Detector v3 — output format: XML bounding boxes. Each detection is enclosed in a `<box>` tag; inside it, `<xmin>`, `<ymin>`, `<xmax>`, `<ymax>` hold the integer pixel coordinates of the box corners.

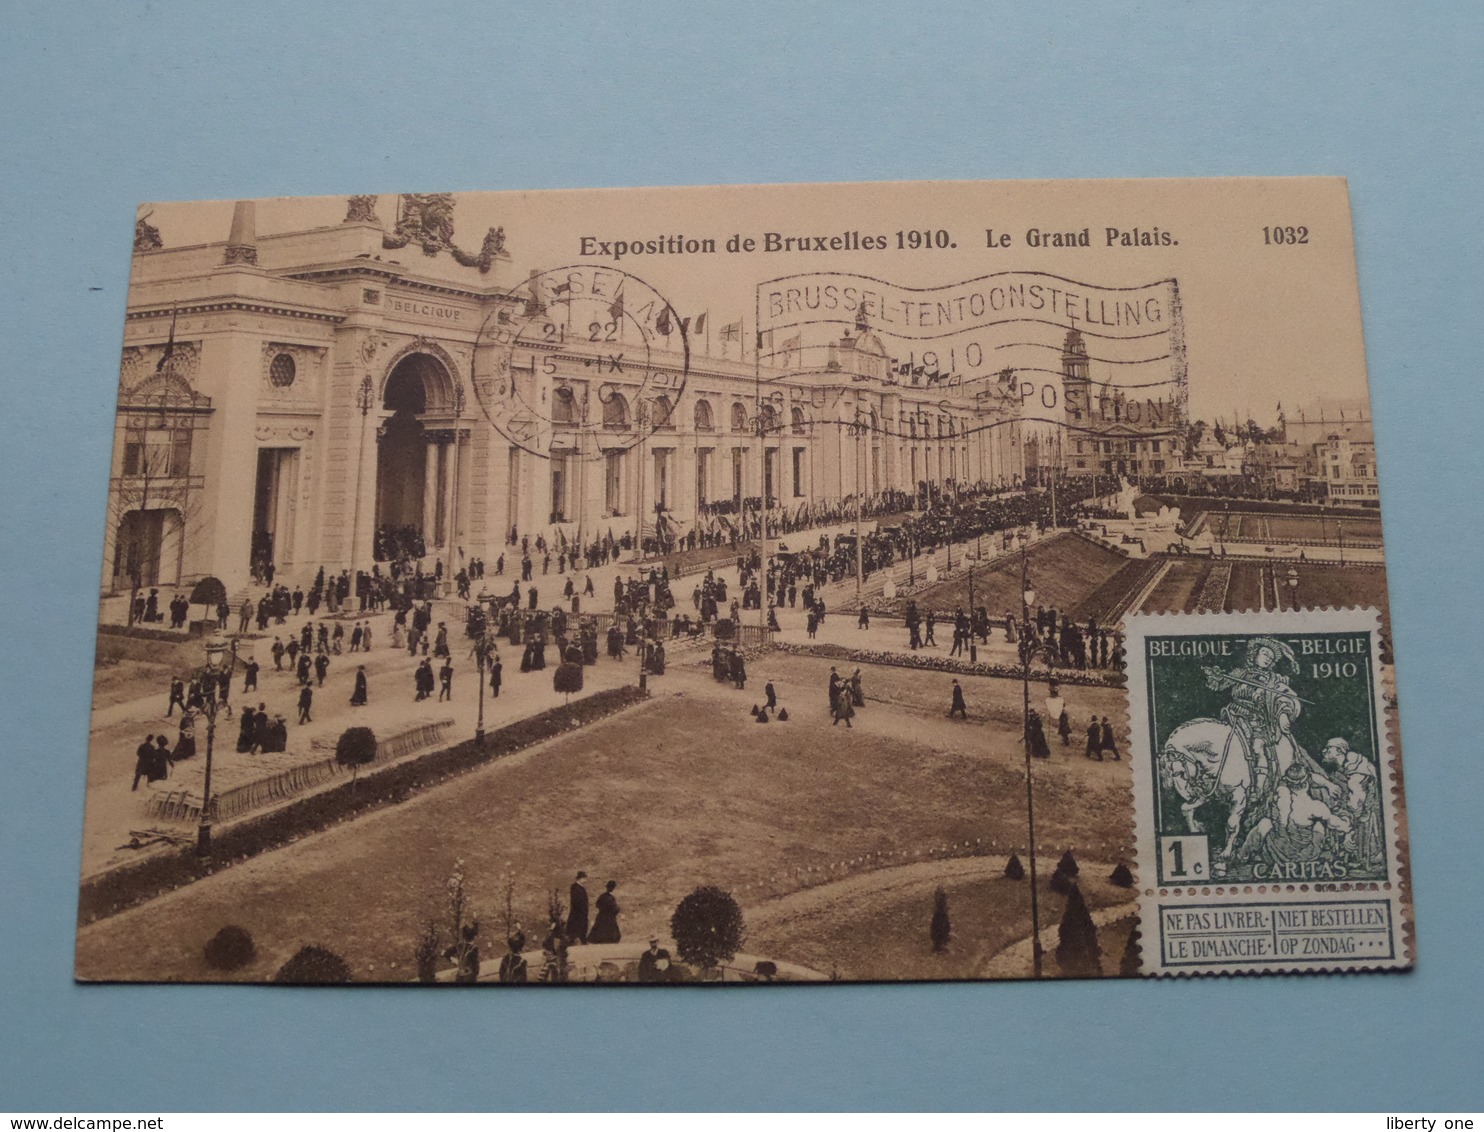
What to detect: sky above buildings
<box><xmin>136</xmin><ymin>178</ymin><xmax>1374</xmax><ymax>427</ymax></box>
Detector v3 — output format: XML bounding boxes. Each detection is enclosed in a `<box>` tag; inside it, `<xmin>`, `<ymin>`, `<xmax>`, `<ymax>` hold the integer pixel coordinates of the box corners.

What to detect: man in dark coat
<box><xmin>252</xmin><ymin>703</ymin><xmax>272</xmax><ymax>754</ymax></box>
<box><xmin>297</xmin><ymin>684</ymin><xmax>313</xmax><ymax>724</ymax></box>
<box><xmin>167</xmin><ymin>677</ymin><xmax>186</xmax><ymax>717</ymax></box>
<box><xmin>567</xmin><ymin>871</ymin><xmax>590</xmax><ymax>945</ymax></box>
<box><xmin>350</xmin><ymin>666</ymin><xmax>368</xmax><ymax>707</ymax></box>
<box><xmin>132</xmin><ymin>735</ymin><xmax>156</xmax><ymax>791</ymax></box>
<box><xmin>490</xmin><ymin>655</ymin><xmax>502</xmax><ymax>698</ymax></box>
<box><xmin>637</xmin><ymin>936</ymin><xmax>672</xmax><ymax>983</ymax></box>
<box><xmin>1100</xmin><ymin>716</ymin><xmax>1121</xmax><ymax>760</ymax></box>
<box><xmin>243</xmin><ymin>658</ymin><xmax>259</xmax><ymax>693</ymax></box>
<box><xmin>314</xmin><ymin>652</ymin><xmax>330</xmax><ymax>687</ymax></box>
<box><xmin>1085</xmin><ymin>717</ymin><xmax>1103</xmax><ymax>760</ymax></box>
<box><xmin>949</xmin><ymin>679</ymin><xmax>968</xmax><ymax>720</ymax></box>
<box><xmin>236</xmin><ymin>707</ymin><xmax>257</xmax><ymax>753</ymax></box>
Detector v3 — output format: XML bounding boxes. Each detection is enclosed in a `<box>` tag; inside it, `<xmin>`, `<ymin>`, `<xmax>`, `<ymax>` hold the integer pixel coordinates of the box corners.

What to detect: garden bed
<box><xmin>77</xmin><ymin>685</ymin><xmax>649</xmax><ymax>926</ymax></box>
<box><xmin>773</xmin><ymin>642</ymin><xmax>1124</xmax><ymax>688</ymax></box>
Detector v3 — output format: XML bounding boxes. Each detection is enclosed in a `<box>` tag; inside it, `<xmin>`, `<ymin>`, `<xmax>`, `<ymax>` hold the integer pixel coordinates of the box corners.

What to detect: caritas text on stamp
<box><xmin>1125</xmin><ymin>608</ymin><xmax>1410</xmax><ymax>974</ymax></box>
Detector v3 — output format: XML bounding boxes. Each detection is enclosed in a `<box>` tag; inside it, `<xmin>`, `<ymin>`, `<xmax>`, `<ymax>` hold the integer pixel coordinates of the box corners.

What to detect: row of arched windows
<box><xmin>554</xmin><ymin>384</ymin><xmax>966</xmax><ymax>442</ymax></box>
<box><xmin>551</xmin><ymin>387</ymin><xmax>813</xmax><ymax>436</ymax></box>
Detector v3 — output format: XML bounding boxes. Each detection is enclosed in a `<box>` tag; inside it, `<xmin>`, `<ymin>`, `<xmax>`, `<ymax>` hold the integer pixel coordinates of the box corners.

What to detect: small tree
<box><xmin>1003</xmin><ymin>853</ymin><xmax>1025</xmax><ymax>881</ymax></box>
<box><xmin>1119</xmin><ymin>921</ymin><xmax>1143</xmax><ymax>978</ymax></box>
<box><xmin>1109</xmin><ymin>862</ymin><xmax>1135</xmax><ymax>888</ymax></box>
<box><xmin>1056</xmin><ymin>850</ymin><xmax>1079</xmax><ymax>878</ymax></box>
<box><xmin>414</xmin><ymin>919</ymin><xmax>442</xmax><ymax>984</ymax></box>
<box><xmin>553</xmin><ymin>661</ymin><xmax>584</xmax><ymax>705</ymax></box>
<box><xmin>274</xmin><ymin>945</ymin><xmax>351</xmax><ymax>984</ymax></box>
<box><xmin>1054</xmin><ymin>884</ymin><xmax>1102</xmax><ymax>977</ymax></box>
<box><xmin>445</xmin><ymin>859</ymin><xmax>480</xmax><ymax>981</ymax></box>
<box><xmin>670</xmin><ymin>885</ymin><xmax>746</xmax><ymax>972</ymax></box>
<box><xmin>929</xmin><ymin>885</ymin><xmax>951</xmax><ymax>953</ymax></box>
<box><xmin>335</xmin><ymin>726</ymin><xmax>377</xmax><ymax>794</ymax></box>
<box><xmin>203</xmin><ymin>925</ymin><xmax>256</xmax><ymax>971</ymax></box>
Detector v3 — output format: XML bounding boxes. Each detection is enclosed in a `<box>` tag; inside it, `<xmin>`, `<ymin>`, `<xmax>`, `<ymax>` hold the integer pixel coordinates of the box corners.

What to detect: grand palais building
<box><xmin>105</xmin><ymin>195</ymin><xmax>1027</xmax><ymax>601</ymax></box>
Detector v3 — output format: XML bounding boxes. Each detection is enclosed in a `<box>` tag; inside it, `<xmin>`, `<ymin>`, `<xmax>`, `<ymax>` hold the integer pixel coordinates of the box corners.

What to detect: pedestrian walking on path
<box><xmin>589</xmin><ymin>880</ymin><xmax>622</xmax><ymax>944</ymax></box>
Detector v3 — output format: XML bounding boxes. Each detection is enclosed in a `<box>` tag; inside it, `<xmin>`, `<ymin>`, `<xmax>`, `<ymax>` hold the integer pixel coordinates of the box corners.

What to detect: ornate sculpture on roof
<box><xmin>133</xmin><ymin>209</ymin><xmax>163</xmax><ymax>253</ymax></box>
<box><xmin>381</xmin><ymin>193</ymin><xmax>507</xmax><ymax>273</ymax></box>
<box><xmin>344</xmin><ymin>194</ymin><xmax>382</xmax><ymax>225</ymax></box>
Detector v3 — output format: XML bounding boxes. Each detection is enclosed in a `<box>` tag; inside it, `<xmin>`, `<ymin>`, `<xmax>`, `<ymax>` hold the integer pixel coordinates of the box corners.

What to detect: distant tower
<box><xmin>1062</xmin><ymin>328</ymin><xmax>1091</xmax><ymax>424</ymax></box>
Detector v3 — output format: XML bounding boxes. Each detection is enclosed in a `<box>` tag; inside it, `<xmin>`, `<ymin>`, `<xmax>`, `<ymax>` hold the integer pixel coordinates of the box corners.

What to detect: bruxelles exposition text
<box><xmin>578</xmin><ymin>226</ymin><xmax>1177</xmax><ymax>261</ymax></box>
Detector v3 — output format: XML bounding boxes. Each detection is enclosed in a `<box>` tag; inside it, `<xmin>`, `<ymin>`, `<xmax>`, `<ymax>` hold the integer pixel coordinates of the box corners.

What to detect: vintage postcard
<box><xmin>76</xmin><ymin>176</ymin><xmax>1412</xmax><ymax>983</ymax></box>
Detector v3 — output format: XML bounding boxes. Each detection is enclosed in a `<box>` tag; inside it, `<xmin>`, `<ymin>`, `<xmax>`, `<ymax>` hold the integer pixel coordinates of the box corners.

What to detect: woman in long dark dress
<box><xmin>350</xmin><ymin>666</ymin><xmax>368</xmax><ymax>706</ymax></box>
<box><xmin>1026</xmin><ymin>709</ymin><xmax>1052</xmax><ymax>759</ymax></box>
<box><xmin>174</xmin><ymin>712</ymin><xmax>197</xmax><ymax>761</ymax></box>
<box><xmin>588</xmin><ymin>880</ymin><xmax>621</xmax><ymax>943</ymax></box>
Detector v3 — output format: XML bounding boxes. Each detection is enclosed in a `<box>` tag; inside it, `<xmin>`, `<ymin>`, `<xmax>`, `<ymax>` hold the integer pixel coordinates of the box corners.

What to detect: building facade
<box><xmin>104</xmin><ymin>196</ymin><xmax>1023</xmax><ymax>600</ymax></box>
<box><xmin>1058</xmin><ymin>329</ymin><xmax>1183</xmax><ymax>478</ymax></box>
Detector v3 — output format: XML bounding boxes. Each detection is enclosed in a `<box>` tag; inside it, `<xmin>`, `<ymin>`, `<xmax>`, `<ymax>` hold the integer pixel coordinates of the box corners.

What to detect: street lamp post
<box><xmin>967</xmin><ymin>530</ymin><xmax>980</xmax><ymax>663</ymax></box>
<box><xmin>446</xmin><ymin>380</ymin><xmax>465</xmax><ymax>597</ymax></box>
<box><xmin>1287</xmin><ymin>565</ymin><xmax>1299</xmax><ymax>612</ymax></box>
<box><xmin>1017</xmin><ymin>532</ymin><xmax>1049</xmax><ymax>978</ymax></box>
<box><xmin>350</xmin><ymin>374</ymin><xmax>374</xmax><ymax>609</ymax></box>
<box><xmin>847</xmin><ymin>414</ymin><xmax>869</xmax><ymax>601</ymax></box>
<box><xmin>195</xmin><ymin>636</ymin><xmax>229</xmax><ymax>856</ymax></box>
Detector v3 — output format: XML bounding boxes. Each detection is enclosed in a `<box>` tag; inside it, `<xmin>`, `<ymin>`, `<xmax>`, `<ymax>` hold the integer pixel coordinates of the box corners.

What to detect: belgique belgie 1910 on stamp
<box><xmin>1126</xmin><ymin>607</ymin><xmax>1409</xmax><ymax>974</ymax></box>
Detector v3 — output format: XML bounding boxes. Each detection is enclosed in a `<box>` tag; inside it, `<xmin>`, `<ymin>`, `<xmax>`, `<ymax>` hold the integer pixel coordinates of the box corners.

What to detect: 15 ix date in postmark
<box><xmin>1125</xmin><ymin>608</ymin><xmax>1410</xmax><ymax>974</ymax></box>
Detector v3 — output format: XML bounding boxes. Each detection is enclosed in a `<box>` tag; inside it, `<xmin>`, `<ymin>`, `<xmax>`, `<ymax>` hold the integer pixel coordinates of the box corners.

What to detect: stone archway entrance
<box><xmin>375</xmin><ymin>351</ymin><xmax>457</xmax><ymax>563</ymax></box>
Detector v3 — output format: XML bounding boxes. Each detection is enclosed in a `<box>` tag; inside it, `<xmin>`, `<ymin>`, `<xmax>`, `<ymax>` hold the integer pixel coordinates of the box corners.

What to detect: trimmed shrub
<box><xmin>670</xmin><ymin>886</ymin><xmax>745</xmax><ymax>970</ymax></box>
<box><xmin>1054</xmin><ymin>885</ymin><xmax>1102</xmax><ymax>977</ymax></box>
<box><xmin>335</xmin><ymin>727</ymin><xmax>377</xmax><ymax>773</ymax></box>
<box><xmin>274</xmin><ymin>945</ymin><xmax>352</xmax><ymax>984</ymax></box>
<box><xmin>203</xmin><ymin>925</ymin><xmax>256</xmax><ymax>971</ymax></box>
<box><xmin>1003</xmin><ymin>853</ymin><xmax>1025</xmax><ymax>881</ymax></box>
<box><xmin>930</xmin><ymin>886</ymin><xmax>951</xmax><ymax>953</ymax></box>
<box><xmin>1049</xmin><ymin>868</ymin><xmax>1075</xmax><ymax>895</ymax></box>
<box><xmin>553</xmin><ymin>662</ymin><xmax>584</xmax><ymax>702</ymax></box>
<box><xmin>1056</xmin><ymin>850</ymin><xmax>1080</xmax><ymax>877</ymax></box>
<box><xmin>1109</xmin><ymin>862</ymin><xmax>1134</xmax><ymax>888</ymax></box>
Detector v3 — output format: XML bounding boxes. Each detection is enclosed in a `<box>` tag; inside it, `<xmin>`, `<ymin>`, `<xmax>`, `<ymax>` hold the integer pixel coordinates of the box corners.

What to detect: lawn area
<box><xmin>1143</xmin><ymin>559</ymin><xmax>1209</xmax><ymax>614</ymax></box>
<box><xmin>748</xmin><ymin>860</ymin><xmax>1138</xmax><ymax>981</ymax></box>
<box><xmin>75</xmin><ymin>652</ymin><xmax>1132</xmax><ymax>983</ymax></box>
<box><xmin>902</xmin><ymin>533</ymin><xmax>1128</xmax><ymax>618</ymax></box>
<box><xmin>1226</xmin><ymin>561</ymin><xmax>1266</xmax><ymax>612</ymax></box>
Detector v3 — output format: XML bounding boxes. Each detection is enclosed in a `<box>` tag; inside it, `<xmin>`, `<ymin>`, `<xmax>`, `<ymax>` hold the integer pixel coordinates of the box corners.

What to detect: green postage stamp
<box><xmin>1125</xmin><ymin>608</ymin><xmax>1411</xmax><ymax>974</ymax></box>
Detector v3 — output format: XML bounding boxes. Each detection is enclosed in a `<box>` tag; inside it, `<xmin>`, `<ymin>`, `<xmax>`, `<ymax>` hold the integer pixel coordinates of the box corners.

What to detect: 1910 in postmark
<box><xmin>1125</xmin><ymin>608</ymin><xmax>1410</xmax><ymax>974</ymax></box>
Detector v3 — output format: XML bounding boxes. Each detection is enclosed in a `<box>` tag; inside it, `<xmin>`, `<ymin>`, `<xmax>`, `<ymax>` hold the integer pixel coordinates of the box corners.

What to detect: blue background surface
<box><xmin>1</xmin><ymin>0</ymin><xmax>1480</xmax><ymax>1111</ymax></box>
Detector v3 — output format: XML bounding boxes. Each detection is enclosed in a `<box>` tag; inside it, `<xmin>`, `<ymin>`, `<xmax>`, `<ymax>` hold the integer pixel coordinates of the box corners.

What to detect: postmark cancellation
<box><xmin>1125</xmin><ymin>607</ymin><xmax>1411</xmax><ymax>974</ymax></box>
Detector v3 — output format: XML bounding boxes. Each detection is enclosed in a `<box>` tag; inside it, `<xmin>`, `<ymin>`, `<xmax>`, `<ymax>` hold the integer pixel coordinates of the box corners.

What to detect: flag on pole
<box><xmin>778</xmin><ymin>334</ymin><xmax>801</xmax><ymax>368</ymax></box>
<box><xmin>155</xmin><ymin>303</ymin><xmax>178</xmax><ymax>373</ymax></box>
<box><xmin>553</xmin><ymin>281</ymin><xmax>572</xmax><ymax>295</ymax></box>
<box><xmin>655</xmin><ymin>305</ymin><xmax>673</xmax><ymax>336</ymax></box>
<box><xmin>693</xmin><ymin>312</ymin><xmax>707</xmax><ymax>336</ymax></box>
<box><xmin>608</xmin><ymin>288</ymin><xmax>625</xmax><ymax>322</ymax></box>
<box><xmin>719</xmin><ymin>321</ymin><xmax>742</xmax><ymax>342</ymax></box>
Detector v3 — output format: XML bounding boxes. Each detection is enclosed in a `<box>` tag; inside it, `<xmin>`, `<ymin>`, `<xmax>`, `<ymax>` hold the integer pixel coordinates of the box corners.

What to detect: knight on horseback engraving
<box><xmin>1205</xmin><ymin>637</ymin><xmax>1302</xmax><ymax>797</ymax></box>
<box><xmin>1158</xmin><ymin>637</ymin><xmax>1376</xmax><ymax>879</ymax></box>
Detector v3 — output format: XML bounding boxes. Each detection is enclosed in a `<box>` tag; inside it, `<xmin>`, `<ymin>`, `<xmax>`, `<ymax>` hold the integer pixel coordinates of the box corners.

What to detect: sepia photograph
<box><xmin>75</xmin><ymin>176</ymin><xmax>1410</xmax><ymax>984</ymax></box>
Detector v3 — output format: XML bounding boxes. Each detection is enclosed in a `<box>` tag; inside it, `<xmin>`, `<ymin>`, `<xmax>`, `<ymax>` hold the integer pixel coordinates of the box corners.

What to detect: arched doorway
<box><xmin>375</xmin><ymin>351</ymin><xmax>456</xmax><ymax>561</ymax></box>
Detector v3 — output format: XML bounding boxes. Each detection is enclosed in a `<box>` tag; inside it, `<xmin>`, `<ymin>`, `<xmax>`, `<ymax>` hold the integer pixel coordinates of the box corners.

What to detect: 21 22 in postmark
<box><xmin>1125</xmin><ymin>608</ymin><xmax>1410</xmax><ymax>974</ymax></box>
